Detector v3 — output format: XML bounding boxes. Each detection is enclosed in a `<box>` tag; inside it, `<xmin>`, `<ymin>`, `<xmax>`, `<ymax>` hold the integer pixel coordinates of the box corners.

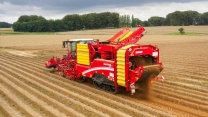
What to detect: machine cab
<box><xmin>62</xmin><ymin>38</ymin><xmax>94</xmax><ymax>59</ymax></box>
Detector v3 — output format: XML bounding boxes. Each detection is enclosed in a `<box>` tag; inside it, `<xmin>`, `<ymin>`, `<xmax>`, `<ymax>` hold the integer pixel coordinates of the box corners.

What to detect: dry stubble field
<box><xmin>0</xmin><ymin>26</ymin><xmax>208</xmax><ymax>117</ymax></box>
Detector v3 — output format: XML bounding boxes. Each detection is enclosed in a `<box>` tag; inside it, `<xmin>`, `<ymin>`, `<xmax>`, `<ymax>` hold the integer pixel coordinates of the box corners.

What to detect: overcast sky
<box><xmin>0</xmin><ymin>0</ymin><xmax>208</xmax><ymax>23</ymax></box>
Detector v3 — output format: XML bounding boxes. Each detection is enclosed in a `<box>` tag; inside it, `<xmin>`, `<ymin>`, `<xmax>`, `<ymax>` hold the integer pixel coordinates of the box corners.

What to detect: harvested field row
<box><xmin>1</xmin><ymin>26</ymin><xmax>208</xmax><ymax>117</ymax></box>
<box><xmin>164</xmin><ymin>62</ymin><xmax>208</xmax><ymax>69</ymax></box>
<box><xmin>0</xmin><ymin>69</ymin><xmax>86</xmax><ymax>117</ymax></box>
<box><xmin>3</xmin><ymin>54</ymin><xmax>206</xmax><ymax>113</ymax></box>
<box><xmin>0</xmin><ymin>84</ymin><xmax>42</xmax><ymax>117</ymax></box>
<box><xmin>154</xmin><ymin>82</ymin><xmax>208</xmax><ymax>101</ymax></box>
<box><xmin>160</xmin><ymin>78</ymin><xmax>207</xmax><ymax>93</ymax></box>
<box><xmin>165</xmin><ymin>68</ymin><xmax>208</xmax><ymax>76</ymax></box>
<box><xmin>0</xmin><ymin>53</ymin><xmax>177</xmax><ymax>116</ymax></box>
<box><xmin>161</xmin><ymin>72</ymin><xmax>208</xmax><ymax>88</ymax></box>
<box><xmin>0</xmin><ymin>54</ymin><xmax>174</xmax><ymax>114</ymax></box>
<box><xmin>0</xmin><ymin>52</ymin><xmax>206</xmax><ymax>116</ymax></box>
<box><xmin>154</xmin><ymin>88</ymin><xmax>208</xmax><ymax>110</ymax></box>
<box><xmin>0</xmin><ymin>61</ymin><xmax>131</xmax><ymax>117</ymax></box>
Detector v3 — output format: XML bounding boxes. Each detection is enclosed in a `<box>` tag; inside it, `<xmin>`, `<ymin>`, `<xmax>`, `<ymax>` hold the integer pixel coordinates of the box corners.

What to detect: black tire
<box><xmin>109</xmin><ymin>85</ymin><xmax>118</xmax><ymax>93</ymax></box>
<box><xmin>76</xmin><ymin>77</ymin><xmax>87</xmax><ymax>83</ymax></box>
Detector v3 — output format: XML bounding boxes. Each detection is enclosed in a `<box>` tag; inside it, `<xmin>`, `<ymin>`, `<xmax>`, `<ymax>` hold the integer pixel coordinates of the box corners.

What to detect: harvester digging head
<box><xmin>129</xmin><ymin>56</ymin><xmax>164</xmax><ymax>98</ymax></box>
<box><xmin>137</xmin><ymin>66</ymin><xmax>162</xmax><ymax>98</ymax></box>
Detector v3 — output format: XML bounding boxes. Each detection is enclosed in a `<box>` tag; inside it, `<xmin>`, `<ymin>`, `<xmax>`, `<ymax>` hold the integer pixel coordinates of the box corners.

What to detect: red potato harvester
<box><xmin>45</xmin><ymin>26</ymin><xmax>165</xmax><ymax>95</ymax></box>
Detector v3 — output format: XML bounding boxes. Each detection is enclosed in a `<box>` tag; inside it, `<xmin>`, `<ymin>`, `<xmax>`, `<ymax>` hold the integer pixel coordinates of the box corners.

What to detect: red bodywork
<box><xmin>45</xmin><ymin>26</ymin><xmax>164</xmax><ymax>94</ymax></box>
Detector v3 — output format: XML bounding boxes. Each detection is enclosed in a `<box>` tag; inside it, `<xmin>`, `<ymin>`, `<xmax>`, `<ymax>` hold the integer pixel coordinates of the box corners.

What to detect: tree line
<box><xmin>8</xmin><ymin>10</ymin><xmax>208</xmax><ymax>32</ymax></box>
<box><xmin>117</xmin><ymin>11</ymin><xmax>208</xmax><ymax>27</ymax></box>
<box><xmin>0</xmin><ymin>22</ymin><xmax>12</xmax><ymax>28</ymax></box>
<box><xmin>12</xmin><ymin>12</ymin><xmax>119</xmax><ymax>32</ymax></box>
<box><xmin>148</xmin><ymin>11</ymin><xmax>208</xmax><ymax>26</ymax></box>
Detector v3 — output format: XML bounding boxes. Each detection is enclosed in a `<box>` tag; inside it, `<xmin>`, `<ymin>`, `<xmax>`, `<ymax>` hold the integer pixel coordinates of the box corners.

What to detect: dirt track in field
<box><xmin>0</xmin><ymin>26</ymin><xmax>208</xmax><ymax>117</ymax></box>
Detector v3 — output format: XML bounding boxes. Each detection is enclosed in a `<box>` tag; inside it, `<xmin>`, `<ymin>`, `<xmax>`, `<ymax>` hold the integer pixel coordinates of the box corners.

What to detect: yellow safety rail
<box><xmin>115</xmin><ymin>30</ymin><xmax>130</xmax><ymax>42</ymax></box>
<box><xmin>77</xmin><ymin>43</ymin><xmax>90</xmax><ymax>65</ymax></box>
<box><xmin>119</xmin><ymin>31</ymin><xmax>133</xmax><ymax>41</ymax></box>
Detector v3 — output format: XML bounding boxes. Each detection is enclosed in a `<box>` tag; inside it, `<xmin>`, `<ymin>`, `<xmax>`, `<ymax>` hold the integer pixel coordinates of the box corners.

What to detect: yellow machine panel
<box><xmin>77</xmin><ymin>44</ymin><xmax>90</xmax><ymax>65</ymax></box>
<box><xmin>115</xmin><ymin>30</ymin><xmax>130</xmax><ymax>42</ymax></box>
<box><xmin>119</xmin><ymin>31</ymin><xmax>133</xmax><ymax>41</ymax></box>
<box><xmin>116</xmin><ymin>45</ymin><xmax>136</xmax><ymax>87</ymax></box>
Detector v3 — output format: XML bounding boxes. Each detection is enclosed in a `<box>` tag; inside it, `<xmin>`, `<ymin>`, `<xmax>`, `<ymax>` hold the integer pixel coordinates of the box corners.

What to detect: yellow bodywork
<box><xmin>119</xmin><ymin>31</ymin><xmax>133</xmax><ymax>41</ymax></box>
<box><xmin>77</xmin><ymin>43</ymin><xmax>90</xmax><ymax>65</ymax></box>
<box><xmin>114</xmin><ymin>29</ymin><xmax>130</xmax><ymax>42</ymax></box>
<box><xmin>116</xmin><ymin>45</ymin><xmax>135</xmax><ymax>86</ymax></box>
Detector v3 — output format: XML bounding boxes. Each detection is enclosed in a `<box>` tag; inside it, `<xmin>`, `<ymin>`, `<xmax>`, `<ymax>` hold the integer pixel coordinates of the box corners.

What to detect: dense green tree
<box><xmin>123</xmin><ymin>15</ymin><xmax>127</xmax><ymax>27</ymax></box>
<box><xmin>93</xmin><ymin>13</ymin><xmax>102</xmax><ymax>28</ymax></box>
<box><xmin>62</xmin><ymin>12</ymin><xmax>118</xmax><ymax>30</ymax></box>
<box><xmin>202</xmin><ymin>12</ymin><xmax>208</xmax><ymax>24</ymax></box>
<box><xmin>197</xmin><ymin>12</ymin><xmax>208</xmax><ymax>25</ymax></box>
<box><xmin>62</xmin><ymin>14</ymin><xmax>74</xmax><ymax>30</ymax></box>
<box><xmin>12</xmin><ymin>10</ymin><xmax>208</xmax><ymax>32</ymax></box>
<box><xmin>134</xmin><ymin>18</ymin><xmax>142</xmax><ymax>26</ymax></box>
<box><xmin>119</xmin><ymin>15</ymin><xmax>124</xmax><ymax>27</ymax></box>
<box><xmin>148</xmin><ymin>16</ymin><xmax>165</xmax><ymax>26</ymax></box>
<box><xmin>126</xmin><ymin>15</ymin><xmax>131</xmax><ymax>27</ymax></box>
<box><xmin>27</xmin><ymin>21</ymin><xmax>37</xmax><ymax>32</ymax></box>
<box><xmin>111</xmin><ymin>12</ymin><xmax>119</xmax><ymax>28</ymax></box>
<box><xmin>17</xmin><ymin>15</ymin><xmax>45</xmax><ymax>23</ymax></box>
<box><xmin>0</xmin><ymin>22</ymin><xmax>12</xmax><ymax>28</ymax></box>
<box><xmin>20</xmin><ymin>22</ymin><xmax>28</xmax><ymax>31</ymax></box>
<box><xmin>53</xmin><ymin>20</ymin><xmax>65</xmax><ymax>32</ymax></box>
<box><xmin>131</xmin><ymin>14</ymin><xmax>135</xmax><ymax>27</ymax></box>
<box><xmin>183</xmin><ymin>11</ymin><xmax>199</xmax><ymax>25</ymax></box>
<box><xmin>165</xmin><ymin>10</ymin><xmax>200</xmax><ymax>26</ymax></box>
<box><xmin>131</xmin><ymin>15</ymin><xmax>142</xmax><ymax>27</ymax></box>
<box><xmin>38</xmin><ymin>19</ymin><xmax>48</xmax><ymax>32</ymax></box>
<box><xmin>166</xmin><ymin>11</ymin><xmax>184</xmax><ymax>26</ymax></box>
<box><xmin>99</xmin><ymin>12</ymin><xmax>111</xmax><ymax>28</ymax></box>
<box><xmin>47</xmin><ymin>20</ymin><xmax>55</xmax><ymax>32</ymax></box>
<box><xmin>120</xmin><ymin>14</ymin><xmax>142</xmax><ymax>27</ymax></box>
<box><xmin>63</xmin><ymin>14</ymin><xmax>85</xmax><ymax>30</ymax></box>
<box><xmin>119</xmin><ymin>14</ymin><xmax>131</xmax><ymax>27</ymax></box>
<box><xmin>17</xmin><ymin>15</ymin><xmax>30</xmax><ymax>23</ymax></box>
<box><xmin>142</xmin><ymin>21</ymin><xmax>150</xmax><ymax>27</ymax></box>
<box><xmin>86</xmin><ymin>13</ymin><xmax>94</xmax><ymax>29</ymax></box>
<box><xmin>13</xmin><ymin>22</ymin><xmax>21</xmax><ymax>31</ymax></box>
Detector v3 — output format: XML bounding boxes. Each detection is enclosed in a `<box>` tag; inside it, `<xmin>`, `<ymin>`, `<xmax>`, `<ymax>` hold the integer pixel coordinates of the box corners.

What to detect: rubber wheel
<box><xmin>76</xmin><ymin>77</ymin><xmax>87</xmax><ymax>83</ymax></box>
<box><xmin>109</xmin><ymin>86</ymin><xmax>118</xmax><ymax>93</ymax></box>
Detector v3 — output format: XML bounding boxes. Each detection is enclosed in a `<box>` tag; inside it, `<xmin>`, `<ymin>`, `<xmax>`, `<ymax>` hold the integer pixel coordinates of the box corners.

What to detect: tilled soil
<box><xmin>0</xmin><ymin>54</ymin><xmax>173</xmax><ymax>117</ymax></box>
<box><xmin>0</xmin><ymin>33</ymin><xmax>208</xmax><ymax>117</ymax></box>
